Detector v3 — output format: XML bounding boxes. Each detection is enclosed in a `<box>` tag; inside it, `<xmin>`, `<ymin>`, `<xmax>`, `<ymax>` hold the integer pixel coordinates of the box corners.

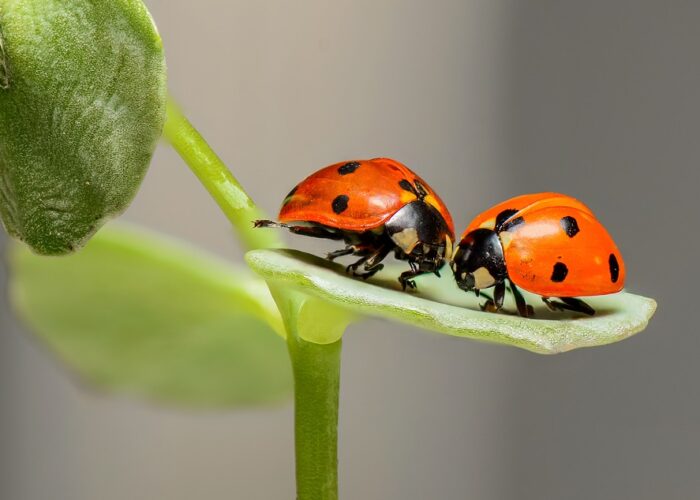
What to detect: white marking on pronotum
<box><xmin>391</xmin><ymin>227</ymin><xmax>419</xmax><ymax>253</ymax></box>
<box><xmin>472</xmin><ymin>266</ymin><xmax>496</xmax><ymax>289</ymax></box>
<box><xmin>444</xmin><ymin>235</ymin><xmax>453</xmax><ymax>260</ymax></box>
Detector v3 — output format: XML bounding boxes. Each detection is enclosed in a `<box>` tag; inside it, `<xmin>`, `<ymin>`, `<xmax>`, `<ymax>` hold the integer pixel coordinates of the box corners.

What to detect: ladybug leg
<box><xmin>327</xmin><ymin>246</ymin><xmax>354</xmax><ymax>261</ymax></box>
<box><xmin>399</xmin><ymin>260</ymin><xmax>427</xmax><ymax>290</ymax></box>
<box><xmin>253</xmin><ymin>219</ymin><xmax>278</xmax><ymax>228</ymax></box>
<box><xmin>480</xmin><ymin>282</ymin><xmax>505</xmax><ymax>313</ymax></box>
<box><xmin>346</xmin><ymin>245</ymin><xmax>391</xmax><ymax>280</ymax></box>
<box><xmin>288</xmin><ymin>226</ymin><xmax>343</xmax><ymax>240</ymax></box>
<box><xmin>560</xmin><ymin>297</ymin><xmax>595</xmax><ymax>316</ymax></box>
<box><xmin>543</xmin><ymin>297</ymin><xmax>595</xmax><ymax>316</ymax></box>
<box><xmin>253</xmin><ymin>220</ymin><xmax>344</xmax><ymax>240</ymax></box>
<box><xmin>358</xmin><ymin>245</ymin><xmax>392</xmax><ymax>280</ymax></box>
<box><xmin>398</xmin><ymin>270</ymin><xmax>419</xmax><ymax>290</ymax></box>
<box><xmin>541</xmin><ymin>297</ymin><xmax>561</xmax><ymax>312</ymax></box>
<box><xmin>346</xmin><ymin>255</ymin><xmax>370</xmax><ymax>275</ymax></box>
<box><xmin>509</xmin><ymin>280</ymin><xmax>535</xmax><ymax>318</ymax></box>
<box><xmin>393</xmin><ymin>247</ymin><xmax>409</xmax><ymax>261</ymax></box>
<box><xmin>474</xmin><ymin>290</ymin><xmax>496</xmax><ymax>303</ymax></box>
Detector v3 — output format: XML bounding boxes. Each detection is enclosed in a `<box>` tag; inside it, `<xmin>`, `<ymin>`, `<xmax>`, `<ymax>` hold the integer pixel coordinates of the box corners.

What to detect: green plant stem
<box><xmin>162</xmin><ymin>98</ymin><xmax>281</xmax><ymax>251</ymax></box>
<box><xmin>164</xmin><ymin>98</ymin><xmax>343</xmax><ymax>498</ymax></box>
<box><xmin>288</xmin><ymin>334</ymin><xmax>341</xmax><ymax>500</ymax></box>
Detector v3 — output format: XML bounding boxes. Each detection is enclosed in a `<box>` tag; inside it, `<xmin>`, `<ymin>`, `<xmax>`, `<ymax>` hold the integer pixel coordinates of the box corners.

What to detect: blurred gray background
<box><xmin>1</xmin><ymin>1</ymin><xmax>698</xmax><ymax>499</ymax></box>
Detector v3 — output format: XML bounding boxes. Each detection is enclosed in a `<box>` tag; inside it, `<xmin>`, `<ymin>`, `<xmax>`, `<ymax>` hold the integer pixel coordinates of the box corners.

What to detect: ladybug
<box><xmin>451</xmin><ymin>192</ymin><xmax>625</xmax><ymax>317</ymax></box>
<box><xmin>255</xmin><ymin>158</ymin><xmax>455</xmax><ymax>289</ymax></box>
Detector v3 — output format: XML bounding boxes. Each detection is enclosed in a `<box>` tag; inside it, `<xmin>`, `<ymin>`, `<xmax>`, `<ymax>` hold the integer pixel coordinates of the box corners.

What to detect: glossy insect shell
<box><xmin>459</xmin><ymin>193</ymin><xmax>625</xmax><ymax>297</ymax></box>
<box><xmin>461</xmin><ymin>192</ymin><xmax>594</xmax><ymax>238</ymax></box>
<box><xmin>279</xmin><ymin>158</ymin><xmax>455</xmax><ymax>236</ymax></box>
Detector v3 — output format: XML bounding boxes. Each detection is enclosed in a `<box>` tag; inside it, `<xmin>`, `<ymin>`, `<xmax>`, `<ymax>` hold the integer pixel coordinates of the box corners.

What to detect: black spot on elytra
<box><xmin>332</xmin><ymin>194</ymin><xmax>349</xmax><ymax>214</ymax></box>
<box><xmin>551</xmin><ymin>262</ymin><xmax>568</xmax><ymax>282</ymax></box>
<box><xmin>399</xmin><ymin>179</ymin><xmax>414</xmax><ymax>192</ymax></box>
<box><xmin>501</xmin><ymin>216</ymin><xmax>525</xmax><ymax>232</ymax></box>
<box><xmin>495</xmin><ymin>209</ymin><xmax>518</xmax><ymax>231</ymax></box>
<box><xmin>609</xmin><ymin>253</ymin><xmax>620</xmax><ymax>283</ymax></box>
<box><xmin>560</xmin><ymin>216</ymin><xmax>580</xmax><ymax>237</ymax></box>
<box><xmin>413</xmin><ymin>179</ymin><xmax>428</xmax><ymax>199</ymax></box>
<box><xmin>338</xmin><ymin>161</ymin><xmax>360</xmax><ymax>175</ymax></box>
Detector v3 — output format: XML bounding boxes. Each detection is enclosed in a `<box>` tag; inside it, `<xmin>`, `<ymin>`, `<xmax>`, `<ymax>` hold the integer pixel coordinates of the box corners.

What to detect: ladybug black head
<box><xmin>451</xmin><ymin>229</ymin><xmax>507</xmax><ymax>291</ymax></box>
<box><xmin>385</xmin><ymin>200</ymin><xmax>453</xmax><ymax>272</ymax></box>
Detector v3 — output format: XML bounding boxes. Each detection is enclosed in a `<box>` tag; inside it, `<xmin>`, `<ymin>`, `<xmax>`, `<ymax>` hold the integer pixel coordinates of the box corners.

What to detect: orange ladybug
<box><xmin>451</xmin><ymin>193</ymin><xmax>625</xmax><ymax>316</ymax></box>
<box><xmin>255</xmin><ymin>158</ymin><xmax>455</xmax><ymax>289</ymax></box>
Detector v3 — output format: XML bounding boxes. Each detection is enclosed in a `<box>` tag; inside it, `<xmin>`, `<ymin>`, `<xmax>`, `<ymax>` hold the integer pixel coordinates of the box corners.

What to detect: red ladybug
<box><xmin>255</xmin><ymin>158</ymin><xmax>455</xmax><ymax>289</ymax></box>
<box><xmin>451</xmin><ymin>192</ymin><xmax>625</xmax><ymax>316</ymax></box>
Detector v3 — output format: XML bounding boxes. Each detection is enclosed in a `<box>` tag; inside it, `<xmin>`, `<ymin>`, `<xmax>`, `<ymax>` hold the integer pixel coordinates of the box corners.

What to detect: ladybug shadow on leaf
<box><xmin>280</xmin><ymin>249</ymin><xmax>618</xmax><ymax>321</ymax></box>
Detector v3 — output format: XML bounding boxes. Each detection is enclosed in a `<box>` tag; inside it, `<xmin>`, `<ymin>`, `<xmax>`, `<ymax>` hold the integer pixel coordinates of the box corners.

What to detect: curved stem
<box><xmin>268</xmin><ymin>285</ymin><xmax>352</xmax><ymax>500</ymax></box>
<box><xmin>162</xmin><ymin>98</ymin><xmax>281</xmax><ymax>251</ymax></box>
<box><xmin>288</xmin><ymin>334</ymin><xmax>341</xmax><ymax>500</ymax></box>
<box><xmin>164</xmin><ymin>97</ymin><xmax>342</xmax><ymax>499</ymax></box>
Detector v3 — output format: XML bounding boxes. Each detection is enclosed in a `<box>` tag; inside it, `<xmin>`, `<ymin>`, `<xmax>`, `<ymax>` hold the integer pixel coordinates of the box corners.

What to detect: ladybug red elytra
<box><xmin>451</xmin><ymin>192</ymin><xmax>625</xmax><ymax>317</ymax></box>
<box><xmin>255</xmin><ymin>158</ymin><xmax>455</xmax><ymax>289</ymax></box>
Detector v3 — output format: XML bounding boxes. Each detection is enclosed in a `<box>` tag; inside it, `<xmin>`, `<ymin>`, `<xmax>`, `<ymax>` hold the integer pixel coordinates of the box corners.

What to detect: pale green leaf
<box><xmin>246</xmin><ymin>249</ymin><xmax>657</xmax><ymax>354</ymax></box>
<box><xmin>0</xmin><ymin>0</ymin><xmax>167</xmax><ymax>254</ymax></box>
<box><xmin>10</xmin><ymin>225</ymin><xmax>292</xmax><ymax>408</ymax></box>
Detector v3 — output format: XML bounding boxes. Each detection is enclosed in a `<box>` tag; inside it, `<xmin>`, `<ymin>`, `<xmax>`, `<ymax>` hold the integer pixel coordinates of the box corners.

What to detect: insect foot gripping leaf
<box><xmin>246</xmin><ymin>249</ymin><xmax>657</xmax><ymax>354</ymax></box>
<box><xmin>0</xmin><ymin>0</ymin><xmax>167</xmax><ymax>254</ymax></box>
